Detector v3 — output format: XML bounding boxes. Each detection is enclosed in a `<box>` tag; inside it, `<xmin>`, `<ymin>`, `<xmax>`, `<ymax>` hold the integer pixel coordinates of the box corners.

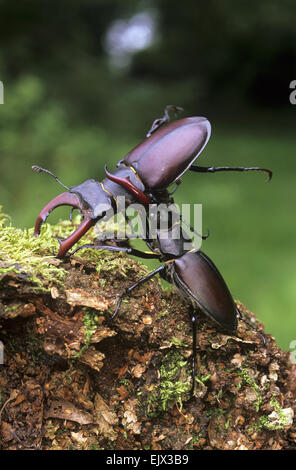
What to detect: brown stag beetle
<box><xmin>32</xmin><ymin>105</ymin><xmax>272</xmax><ymax>257</ymax></box>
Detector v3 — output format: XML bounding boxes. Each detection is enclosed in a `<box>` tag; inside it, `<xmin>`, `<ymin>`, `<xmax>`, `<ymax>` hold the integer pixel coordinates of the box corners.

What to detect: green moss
<box><xmin>159</xmin><ymin>379</ymin><xmax>190</xmax><ymax>411</ymax></box>
<box><xmin>206</xmin><ymin>407</ymin><xmax>227</xmax><ymax>419</ymax></box>
<box><xmin>249</xmin><ymin>396</ymin><xmax>292</xmax><ymax>432</ymax></box>
<box><xmin>195</xmin><ymin>373</ymin><xmax>211</xmax><ymax>387</ymax></box>
<box><xmin>0</xmin><ymin>207</ymin><xmax>137</xmax><ymax>292</ymax></box>
<box><xmin>0</xmin><ymin>209</ymin><xmax>81</xmax><ymax>289</ymax></box>
<box><xmin>156</xmin><ymin>309</ymin><xmax>169</xmax><ymax>319</ymax></box>
<box><xmin>159</xmin><ymin>350</ymin><xmax>191</xmax><ymax>411</ymax></box>
<box><xmin>72</xmin><ymin>310</ymin><xmax>99</xmax><ymax>358</ymax></box>
<box><xmin>75</xmin><ymin>244</ymin><xmax>148</xmax><ymax>280</ymax></box>
<box><xmin>0</xmin><ymin>208</ymin><xmax>155</xmax><ymax>301</ymax></box>
<box><xmin>171</xmin><ymin>337</ymin><xmax>188</xmax><ymax>348</ymax></box>
<box><xmin>140</xmin><ymin>350</ymin><xmax>191</xmax><ymax>418</ymax></box>
<box><xmin>238</xmin><ymin>367</ymin><xmax>262</xmax><ymax>412</ymax></box>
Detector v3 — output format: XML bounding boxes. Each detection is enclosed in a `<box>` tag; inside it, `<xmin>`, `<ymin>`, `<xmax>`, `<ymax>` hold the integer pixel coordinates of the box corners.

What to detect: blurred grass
<box><xmin>0</xmin><ymin>77</ymin><xmax>295</xmax><ymax>350</ymax></box>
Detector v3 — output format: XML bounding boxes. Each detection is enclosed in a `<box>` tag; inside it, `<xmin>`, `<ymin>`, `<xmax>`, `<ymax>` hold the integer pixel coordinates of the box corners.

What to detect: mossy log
<box><xmin>0</xmin><ymin>211</ymin><xmax>296</xmax><ymax>450</ymax></box>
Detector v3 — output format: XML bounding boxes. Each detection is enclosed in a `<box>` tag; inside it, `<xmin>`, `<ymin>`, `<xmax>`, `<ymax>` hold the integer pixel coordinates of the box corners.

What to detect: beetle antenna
<box><xmin>237</xmin><ymin>308</ymin><xmax>266</xmax><ymax>346</ymax></box>
<box><xmin>32</xmin><ymin>165</ymin><xmax>70</xmax><ymax>191</ymax></box>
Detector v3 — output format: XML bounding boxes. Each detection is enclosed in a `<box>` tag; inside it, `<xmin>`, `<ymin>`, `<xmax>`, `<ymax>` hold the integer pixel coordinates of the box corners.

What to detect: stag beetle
<box><xmin>32</xmin><ymin>106</ymin><xmax>272</xmax><ymax>257</ymax></box>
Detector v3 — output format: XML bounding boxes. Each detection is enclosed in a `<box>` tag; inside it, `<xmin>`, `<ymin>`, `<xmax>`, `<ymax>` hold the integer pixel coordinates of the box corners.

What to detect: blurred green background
<box><xmin>0</xmin><ymin>0</ymin><xmax>295</xmax><ymax>350</ymax></box>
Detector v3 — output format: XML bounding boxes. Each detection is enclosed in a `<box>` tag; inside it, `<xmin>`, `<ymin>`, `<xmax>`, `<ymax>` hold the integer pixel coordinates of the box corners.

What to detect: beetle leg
<box><xmin>180</xmin><ymin>216</ymin><xmax>210</xmax><ymax>240</ymax></box>
<box><xmin>189</xmin><ymin>310</ymin><xmax>197</xmax><ymax>395</ymax></box>
<box><xmin>146</xmin><ymin>105</ymin><xmax>184</xmax><ymax>137</ymax></box>
<box><xmin>70</xmin><ymin>242</ymin><xmax>161</xmax><ymax>259</ymax></box>
<box><xmin>190</xmin><ymin>165</ymin><xmax>272</xmax><ymax>182</ymax></box>
<box><xmin>111</xmin><ymin>265</ymin><xmax>166</xmax><ymax>320</ymax></box>
<box><xmin>167</xmin><ymin>178</ymin><xmax>182</xmax><ymax>196</ymax></box>
<box><xmin>236</xmin><ymin>308</ymin><xmax>266</xmax><ymax>346</ymax></box>
<box><xmin>69</xmin><ymin>207</ymin><xmax>80</xmax><ymax>222</ymax></box>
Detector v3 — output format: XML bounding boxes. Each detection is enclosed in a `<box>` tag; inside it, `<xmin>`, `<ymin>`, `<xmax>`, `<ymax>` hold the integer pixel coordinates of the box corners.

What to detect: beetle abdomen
<box><xmin>173</xmin><ymin>251</ymin><xmax>237</xmax><ymax>331</ymax></box>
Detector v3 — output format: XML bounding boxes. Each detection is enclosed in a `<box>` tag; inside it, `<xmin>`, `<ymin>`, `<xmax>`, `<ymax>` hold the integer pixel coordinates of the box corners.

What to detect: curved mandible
<box><xmin>34</xmin><ymin>192</ymin><xmax>83</xmax><ymax>236</ymax></box>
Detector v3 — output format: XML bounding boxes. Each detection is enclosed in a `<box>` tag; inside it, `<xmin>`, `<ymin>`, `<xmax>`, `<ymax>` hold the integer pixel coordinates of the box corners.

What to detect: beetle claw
<box><xmin>265</xmin><ymin>169</ymin><xmax>273</xmax><ymax>182</ymax></box>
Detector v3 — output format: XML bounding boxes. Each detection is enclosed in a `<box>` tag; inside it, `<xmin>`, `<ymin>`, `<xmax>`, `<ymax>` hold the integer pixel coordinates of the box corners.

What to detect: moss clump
<box><xmin>171</xmin><ymin>337</ymin><xmax>188</xmax><ymax>348</ymax></box>
<box><xmin>0</xmin><ymin>210</ymin><xmax>64</xmax><ymax>288</ymax></box>
<box><xmin>140</xmin><ymin>350</ymin><xmax>191</xmax><ymax>418</ymax></box>
<box><xmin>249</xmin><ymin>396</ymin><xmax>292</xmax><ymax>432</ymax></box>
<box><xmin>238</xmin><ymin>367</ymin><xmax>262</xmax><ymax>412</ymax></box>
<box><xmin>195</xmin><ymin>373</ymin><xmax>211</xmax><ymax>387</ymax></box>
<box><xmin>159</xmin><ymin>350</ymin><xmax>191</xmax><ymax>411</ymax></box>
<box><xmin>0</xmin><ymin>208</ymin><xmax>95</xmax><ymax>289</ymax></box>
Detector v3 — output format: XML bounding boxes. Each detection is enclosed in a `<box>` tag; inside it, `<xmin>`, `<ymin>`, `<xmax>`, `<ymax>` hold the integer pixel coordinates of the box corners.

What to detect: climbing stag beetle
<box><xmin>32</xmin><ymin>106</ymin><xmax>270</xmax><ymax>393</ymax></box>
<box><xmin>32</xmin><ymin>105</ymin><xmax>272</xmax><ymax>257</ymax></box>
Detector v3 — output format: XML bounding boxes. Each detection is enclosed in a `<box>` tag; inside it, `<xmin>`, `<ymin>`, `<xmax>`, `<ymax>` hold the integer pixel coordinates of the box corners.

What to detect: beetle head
<box><xmin>32</xmin><ymin>167</ymin><xmax>113</xmax><ymax>257</ymax></box>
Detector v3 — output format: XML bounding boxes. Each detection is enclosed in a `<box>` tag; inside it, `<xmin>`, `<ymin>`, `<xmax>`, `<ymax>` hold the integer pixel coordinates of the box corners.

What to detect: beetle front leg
<box><xmin>70</xmin><ymin>242</ymin><xmax>160</xmax><ymax>259</ymax></box>
<box><xmin>111</xmin><ymin>265</ymin><xmax>166</xmax><ymax>320</ymax></box>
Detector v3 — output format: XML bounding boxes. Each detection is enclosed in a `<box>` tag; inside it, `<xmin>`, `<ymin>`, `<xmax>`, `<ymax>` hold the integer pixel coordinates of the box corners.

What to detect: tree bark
<box><xmin>0</xmin><ymin>218</ymin><xmax>295</xmax><ymax>450</ymax></box>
